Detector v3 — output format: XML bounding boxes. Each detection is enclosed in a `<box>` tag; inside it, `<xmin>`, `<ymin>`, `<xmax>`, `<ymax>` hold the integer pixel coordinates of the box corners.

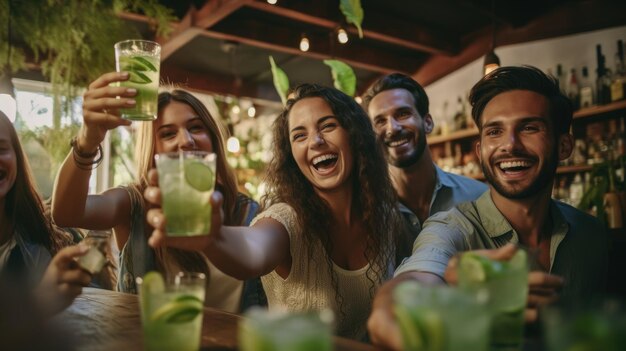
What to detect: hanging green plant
<box><xmin>339</xmin><ymin>0</ymin><xmax>364</xmax><ymax>39</ymax></box>
<box><xmin>1</xmin><ymin>0</ymin><xmax>175</xmax><ymax>124</ymax></box>
<box><xmin>324</xmin><ymin>59</ymin><xmax>356</xmax><ymax>97</ymax></box>
<box><xmin>269</xmin><ymin>56</ymin><xmax>290</xmax><ymax>105</ymax></box>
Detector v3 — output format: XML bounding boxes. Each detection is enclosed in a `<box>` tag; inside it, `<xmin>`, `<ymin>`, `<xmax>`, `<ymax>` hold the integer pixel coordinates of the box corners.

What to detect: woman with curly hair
<box><xmin>52</xmin><ymin>72</ymin><xmax>262</xmax><ymax>312</ymax></box>
<box><xmin>145</xmin><ymin>83</ymin><xmax>408</xmax><ymax>340</ymax></box>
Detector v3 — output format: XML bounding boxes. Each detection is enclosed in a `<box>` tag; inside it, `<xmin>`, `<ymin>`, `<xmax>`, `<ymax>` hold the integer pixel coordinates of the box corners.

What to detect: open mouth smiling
<box><xmin>497</xmin><ymin>160</ymin><xmax>534</xmax><ymax>174</ymax></box>
<box><xmin>311</xmin><ymin>153</ymin><xmax>338</xmax><ymax>171</ymax></box>
<box><xmin>386</xmin><ymin>137</ymin><xmax>410</xmax><ymax>147</ymax></box>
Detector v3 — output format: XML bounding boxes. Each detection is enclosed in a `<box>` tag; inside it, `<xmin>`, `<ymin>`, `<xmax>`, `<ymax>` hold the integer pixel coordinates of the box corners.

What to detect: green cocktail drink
<box><xmin>394</xmin><ymin>281</ymin><xmax>490</xmax><ymax>351</ymax></box>
<box><xmin>239</xmin><ymin>308</ymin><xmax>334</xmax><ymax>351</ymax></box>
<box><xmin>458</xmin><ymin>249</ymin><xmax>529</xmax><ymax>350</ymax></box>
<box><xmin>543</xmin><ymin>301</ymin><xmax>626</xmax><ymax>351</ymax></box>
<box><xmin>137</xmin><ymin>271</ymin><xmax>206</xmax><ymax>351</ymax></box>
<box><xmin>155</xmin><ymin>151</ymin><xmax>216</xmax><ymax>236</ymax></box>
<box><xmin>114</xmin><ymin>40</ymin><xmax>160</xmax><ymax>121</ymax></box>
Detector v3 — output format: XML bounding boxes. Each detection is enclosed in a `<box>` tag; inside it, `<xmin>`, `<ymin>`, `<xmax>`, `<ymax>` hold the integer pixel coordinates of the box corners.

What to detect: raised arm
<box><xmin>143</xmin><ymin>169</ymin><xmax>291</xmax><ymax>280</ymax></box>
<box><xmin>51</xmin><ymin>72</ymin><xmax>135</xmax><ymax>232</ymax></box>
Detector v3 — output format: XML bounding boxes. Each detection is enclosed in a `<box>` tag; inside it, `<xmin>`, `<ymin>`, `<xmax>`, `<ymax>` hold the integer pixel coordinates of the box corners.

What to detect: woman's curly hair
<box><xmin>262</xmin><ymin>84</ymin><xmax>407</xmax><ymax>316</ymax></box>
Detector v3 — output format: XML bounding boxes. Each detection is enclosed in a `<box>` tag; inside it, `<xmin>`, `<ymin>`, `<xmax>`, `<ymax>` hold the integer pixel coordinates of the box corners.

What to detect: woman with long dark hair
<box><xmin>0</xmin><ymin>111</ymin><xmax>91</xmax><ymax>315</ymax></box>
<box><xmin>145</xmin><ymin>84</ymin><xmax>408</xmax><ymax>340</ymax></box>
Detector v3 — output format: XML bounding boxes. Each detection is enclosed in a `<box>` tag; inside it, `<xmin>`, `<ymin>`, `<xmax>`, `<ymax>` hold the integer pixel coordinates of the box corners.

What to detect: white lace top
<box><xmin>253</xmin><ymin>203</ymin><xmax>394</xmax><ymax>340</ymax></box>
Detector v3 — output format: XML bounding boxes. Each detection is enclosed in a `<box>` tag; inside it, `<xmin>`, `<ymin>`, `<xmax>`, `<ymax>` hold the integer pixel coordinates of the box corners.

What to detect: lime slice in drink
<box><xmin>175</xmin><ymin>294</ymin><xmax>203</xmax><ymax>304</ymax></box>
<box><xmin>459</xmin><ymin>254</ymin><xmax>488</xmax><ymax>283</ymax></box>
<box><xmin>394</xmin><ymin>307</ymin><xmax>445</xmax><ymax>351</ymax></box>
<box><xmin>460</xmin><ymin>253</ymin><xmax>507</xmax><ymax>282</ymax></box>
<box><xmin>184</xmin><ymin>161</ymin><xmax>215</xmax><ymax>192</ymax></box>
<box><xmin>394</xmin><ymin>307</ymin><xmax>424</xmax><ymax>351</ymax></box>
<box><xmin>140</xmin><ymin>271</ymin><xmax>165</xmax><ymax>314</ymax></box>
<box><xmin>508</xmin><ymin>249</ymin><xmax>528</xmax><ymax>270</ymax></box>
<box><xmin>150</xmin><ymin>298</ymin><xmax>203</xmax><ymax>324</ymax></box>
<box><xmin>141</xmin><ymin>271</ymin><xmax>165</xmax><ymax>293</ymax></box>
<box><xmin>419</xmin><ymin>310</ymin><xmax>445</xmax><ymax>351</ymax></box>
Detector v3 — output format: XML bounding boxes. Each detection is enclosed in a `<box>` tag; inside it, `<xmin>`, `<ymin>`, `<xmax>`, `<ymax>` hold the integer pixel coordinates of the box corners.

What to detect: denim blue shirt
<box><xmin>399</xmin><ymin>165</ymin><xmax>487</xmax><ymax>242</ymax></box>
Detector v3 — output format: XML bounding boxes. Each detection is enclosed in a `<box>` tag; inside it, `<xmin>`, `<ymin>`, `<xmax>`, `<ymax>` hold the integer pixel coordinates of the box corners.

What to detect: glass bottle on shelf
<box><xmin>579</xmin><ymin>66</ymin><xmax>595</xmax><ymax>108</ymax></box>
<box><xmin>569</xmin><ymin>173</ymin><xmax>584</xmax><ymax>208</ymax></box>
<box><xmin>604</xmin><ymin>160</ymin><xmax>624</xmax><ymax>229</ymax></box>
<box><xmin>596</xmin><ymin>44</ymin><xmax>612</xmax><ymax>105</ymax></box>
<box><xmin>567</xmin><ymin>68</ymin><xmax>580</xmax><ymax>110</ymax></box>
<box><xmin>556</xmin><ymin>64</ymin><xmax>566</xmax><ymax>93</ymax></box>
<box><xmin>556</xmin><ymin>177</ymin><xmax>570</xmax><ymax>204</ymax></box>
<box><xmin>610</xmin><ymin>39</ymin><xmax>625</xmax><ymax>102</ymax></box>
<box><xmin>572</xmin><ymin>139</ymin><xmax>587</xmax><ymax>165</ymax></box>
<box><xmin>453</xmin><ymin>96</ymin><xmax>467</xmax><ymax>131</ymax></box>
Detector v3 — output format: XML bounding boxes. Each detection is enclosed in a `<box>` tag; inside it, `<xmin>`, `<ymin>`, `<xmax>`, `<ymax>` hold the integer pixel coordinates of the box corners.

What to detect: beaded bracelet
<box><xmin>70</xmin><ymin>137</ymin><xmax>103</xmax><ymax>171</ymax></box>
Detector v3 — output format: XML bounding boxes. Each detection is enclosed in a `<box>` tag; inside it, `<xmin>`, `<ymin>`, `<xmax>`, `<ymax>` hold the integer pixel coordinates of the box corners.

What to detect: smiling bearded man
<box><xmin>367</xmin><ymin>66</ymin><xmax>609</xmax><ymax>351</ymax></box>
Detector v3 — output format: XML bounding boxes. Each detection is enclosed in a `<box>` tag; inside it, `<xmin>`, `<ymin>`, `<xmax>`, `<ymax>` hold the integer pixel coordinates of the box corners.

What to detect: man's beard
<box><xmin>382</xmin><ymin>128</ymin><xmax>426</xmax><ymax>168</ymax></box>
<box><xmin>481</xmin><ymin>146</ymin><xmax>558</xmax><ymax>199</ymax></box>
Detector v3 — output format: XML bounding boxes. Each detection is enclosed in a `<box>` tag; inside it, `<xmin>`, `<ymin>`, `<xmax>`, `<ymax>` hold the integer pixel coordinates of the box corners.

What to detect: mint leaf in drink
<box><xmin>128</xmin><ymin>70</ymin><xmax>152</xmax><ymax>84</ymax></box>
<box><xmin>131</xmin><ymin>56</ymin><xmax>158</xmax><ymax>72</ymax></box>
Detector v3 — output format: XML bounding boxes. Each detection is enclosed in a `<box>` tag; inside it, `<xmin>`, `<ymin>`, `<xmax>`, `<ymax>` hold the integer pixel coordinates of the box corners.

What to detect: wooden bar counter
<box><xmin>54</xmin><ymin>288</ymin><xmax>376</xmax><ymax>351</ymax></box>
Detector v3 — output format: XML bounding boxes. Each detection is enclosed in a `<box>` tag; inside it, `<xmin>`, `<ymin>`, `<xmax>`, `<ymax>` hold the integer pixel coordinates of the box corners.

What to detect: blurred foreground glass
<box><xmin>543</xmin><ymin>300</ymin><xmax>626</xmax><ymax>351</ymax></box>
<box><xmin>155</xmin><ymin>151</ymin><xmax>216</xmax><ymax>236</ymax></box>
<box><xmin>239</xmin><ymin>307</ymin><xmax>334</xmax><ymax>351</ymax></box>
<box><xmin>137</xmin><ymin>271</ymin><xmax>206</xmax><ymax>351</ymax></box>
<box><xmin>77</xmin><ymin>229</ymin><xmax>111</xmax><ymax>274</ymax></box>
<box><xmin>114</xmin><ymin>39</ymin><xmax>161</xmax><ymax>121</ymax></box>
<box><xmin>393</xmin><ymin>281</ymin><xmax>490</xmax><ymax>351</ymax></box>
<box><xmin>458</xmin><ymin>249</ymin><xmax>529</xmax><ymax>350</ymax></box>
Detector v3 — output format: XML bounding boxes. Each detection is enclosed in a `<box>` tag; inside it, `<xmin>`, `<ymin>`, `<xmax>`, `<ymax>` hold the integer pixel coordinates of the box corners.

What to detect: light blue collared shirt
<box><xmin>399</xmin><ymin>165</ymin><xmax>487</xmax><ymax>242</ymax></box>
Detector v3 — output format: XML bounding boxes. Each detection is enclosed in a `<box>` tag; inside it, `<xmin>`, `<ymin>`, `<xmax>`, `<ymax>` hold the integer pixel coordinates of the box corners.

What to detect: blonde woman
<box><xmin>52</xmin><ymin>72</ymin><xmax>263</xmax><ymax>312</ymax></box>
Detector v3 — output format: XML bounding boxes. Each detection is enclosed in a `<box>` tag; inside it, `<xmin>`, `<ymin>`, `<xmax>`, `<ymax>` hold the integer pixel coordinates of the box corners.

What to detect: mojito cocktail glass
<box><xmin>114</xmin><ymin>39</ymin><xmax>160</xmax><ymax>121</ymax></box>
<box><xmin>137</xmin><ymin>271</ymin><xmax>206</xmax><ymax>351</ymax></box>
<box><xmin>394</xmin><ymin>281</ymin><xmax>490</xmax><ymax>351</ymax></box>
<box><xmin>155</xmin><ymin>151</ymin><xmax>216</xmax><ymax>236</ymax></box>
<box><xmin>542</xmin><ymin>300</ymin><xmax>626</xmax><ymax>351</ymax></box>
<box><xmin>239</xmin><ymin>308</ymin><xmax>334</xmax><ymax>351</ymax></box>
<box><xmin>458</xmin><ymin>249</ymin><xmax>529</xmax><ymax>350</ymax></box>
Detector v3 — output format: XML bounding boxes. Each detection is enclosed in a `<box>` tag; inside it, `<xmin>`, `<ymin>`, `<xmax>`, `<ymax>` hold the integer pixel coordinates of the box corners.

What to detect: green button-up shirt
<box><xmin>395</xmin><ymin>190</ymin><xmax>608</xmax><ymax>302</ymax></box>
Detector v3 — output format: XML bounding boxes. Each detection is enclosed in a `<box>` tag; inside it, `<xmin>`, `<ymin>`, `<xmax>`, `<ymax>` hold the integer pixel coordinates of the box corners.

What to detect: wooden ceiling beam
<box><xmin>414</xmin><ymin>1</ymin><xmax>626</xmax><ymax>86</ymax></box>
<box><xmin>246</xmin><ymin>0</ymin><xmax>458</xmax><ymax>55</ymax></box>
<box><xmin>209</xmin><ymin>19</ymin><xmax>422</xmax><ymax>74</ymax></box>
<box><xmin>156</xmin><ymin>0</ymin><xmax>253</xmax><ymax>61</ymax></box>
<box><xmin>193</xmin><ymin>0</ymin><xmax>253</xmax><ymax>29</ymax></box>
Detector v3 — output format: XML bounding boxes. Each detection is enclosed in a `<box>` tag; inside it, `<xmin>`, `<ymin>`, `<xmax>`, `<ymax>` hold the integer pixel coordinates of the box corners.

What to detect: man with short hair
<box><xmin>366</xmin><ymin>66</ymin><xmax>608</xmax><ymax>350</ymax></box>
<box><xmin>363</xmin><ymin>73</ymin><xmax>487</xmax><ymax>242</ymax></box>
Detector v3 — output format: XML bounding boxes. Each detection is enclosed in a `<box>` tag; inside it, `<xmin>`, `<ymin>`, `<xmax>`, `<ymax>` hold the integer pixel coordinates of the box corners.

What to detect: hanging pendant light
<box><xmin>483</xmin><ymin>0</ymin><xmax>501</xmax><ymax>76</ymax></box>
<box><xmin>299</xmin><ymin>34</ymin><xmax>310</xmax><ymax>52</ymax></box>
<box><xmin>483</xmin><ymin>51</ymin><xmax>500</xmax><ymax>76</ymax></box>
<box><xmin>337</xmin><ymin>27</ymin><xmax>349</xmax><ymax>44</ymax></box>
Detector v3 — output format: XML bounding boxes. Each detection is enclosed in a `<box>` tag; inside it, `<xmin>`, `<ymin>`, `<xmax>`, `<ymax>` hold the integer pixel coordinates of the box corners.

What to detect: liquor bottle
<box><xmin>610</xmin><ymin>40</ymin><xmax>625</xmax><ymax>102</ymax></box>
<box><xmin>567</xmin><ymin>68</ymin><xmax>580</xmax><ymax>110</ymax></box>
<box><xmin>569</xmin><ymin>173</ymin><xmax>584</xmax><ymax>207</ymax></box>
<box><xmin>556</xmin><ymin>64</ymin><xmax>566</xmax><ymax>93</ymax></box>
<box><xmin>453</xmin><ymin>96</ymin><xmax>467</xmax><ymax>131</ymax></box>
<box><xmin>596</xmin><ymin>45</ymin><xmax>612</xmax><ymax>105</ymax></box>
<box><xmin>604</xmin><ymin>160</ymin><xmax>624</xmax><ymax>229</ymax></box>
<box><xmin>579</xmin><ymin>66</ymin><xmax>595</xmax><ymax>108</ymax></box>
